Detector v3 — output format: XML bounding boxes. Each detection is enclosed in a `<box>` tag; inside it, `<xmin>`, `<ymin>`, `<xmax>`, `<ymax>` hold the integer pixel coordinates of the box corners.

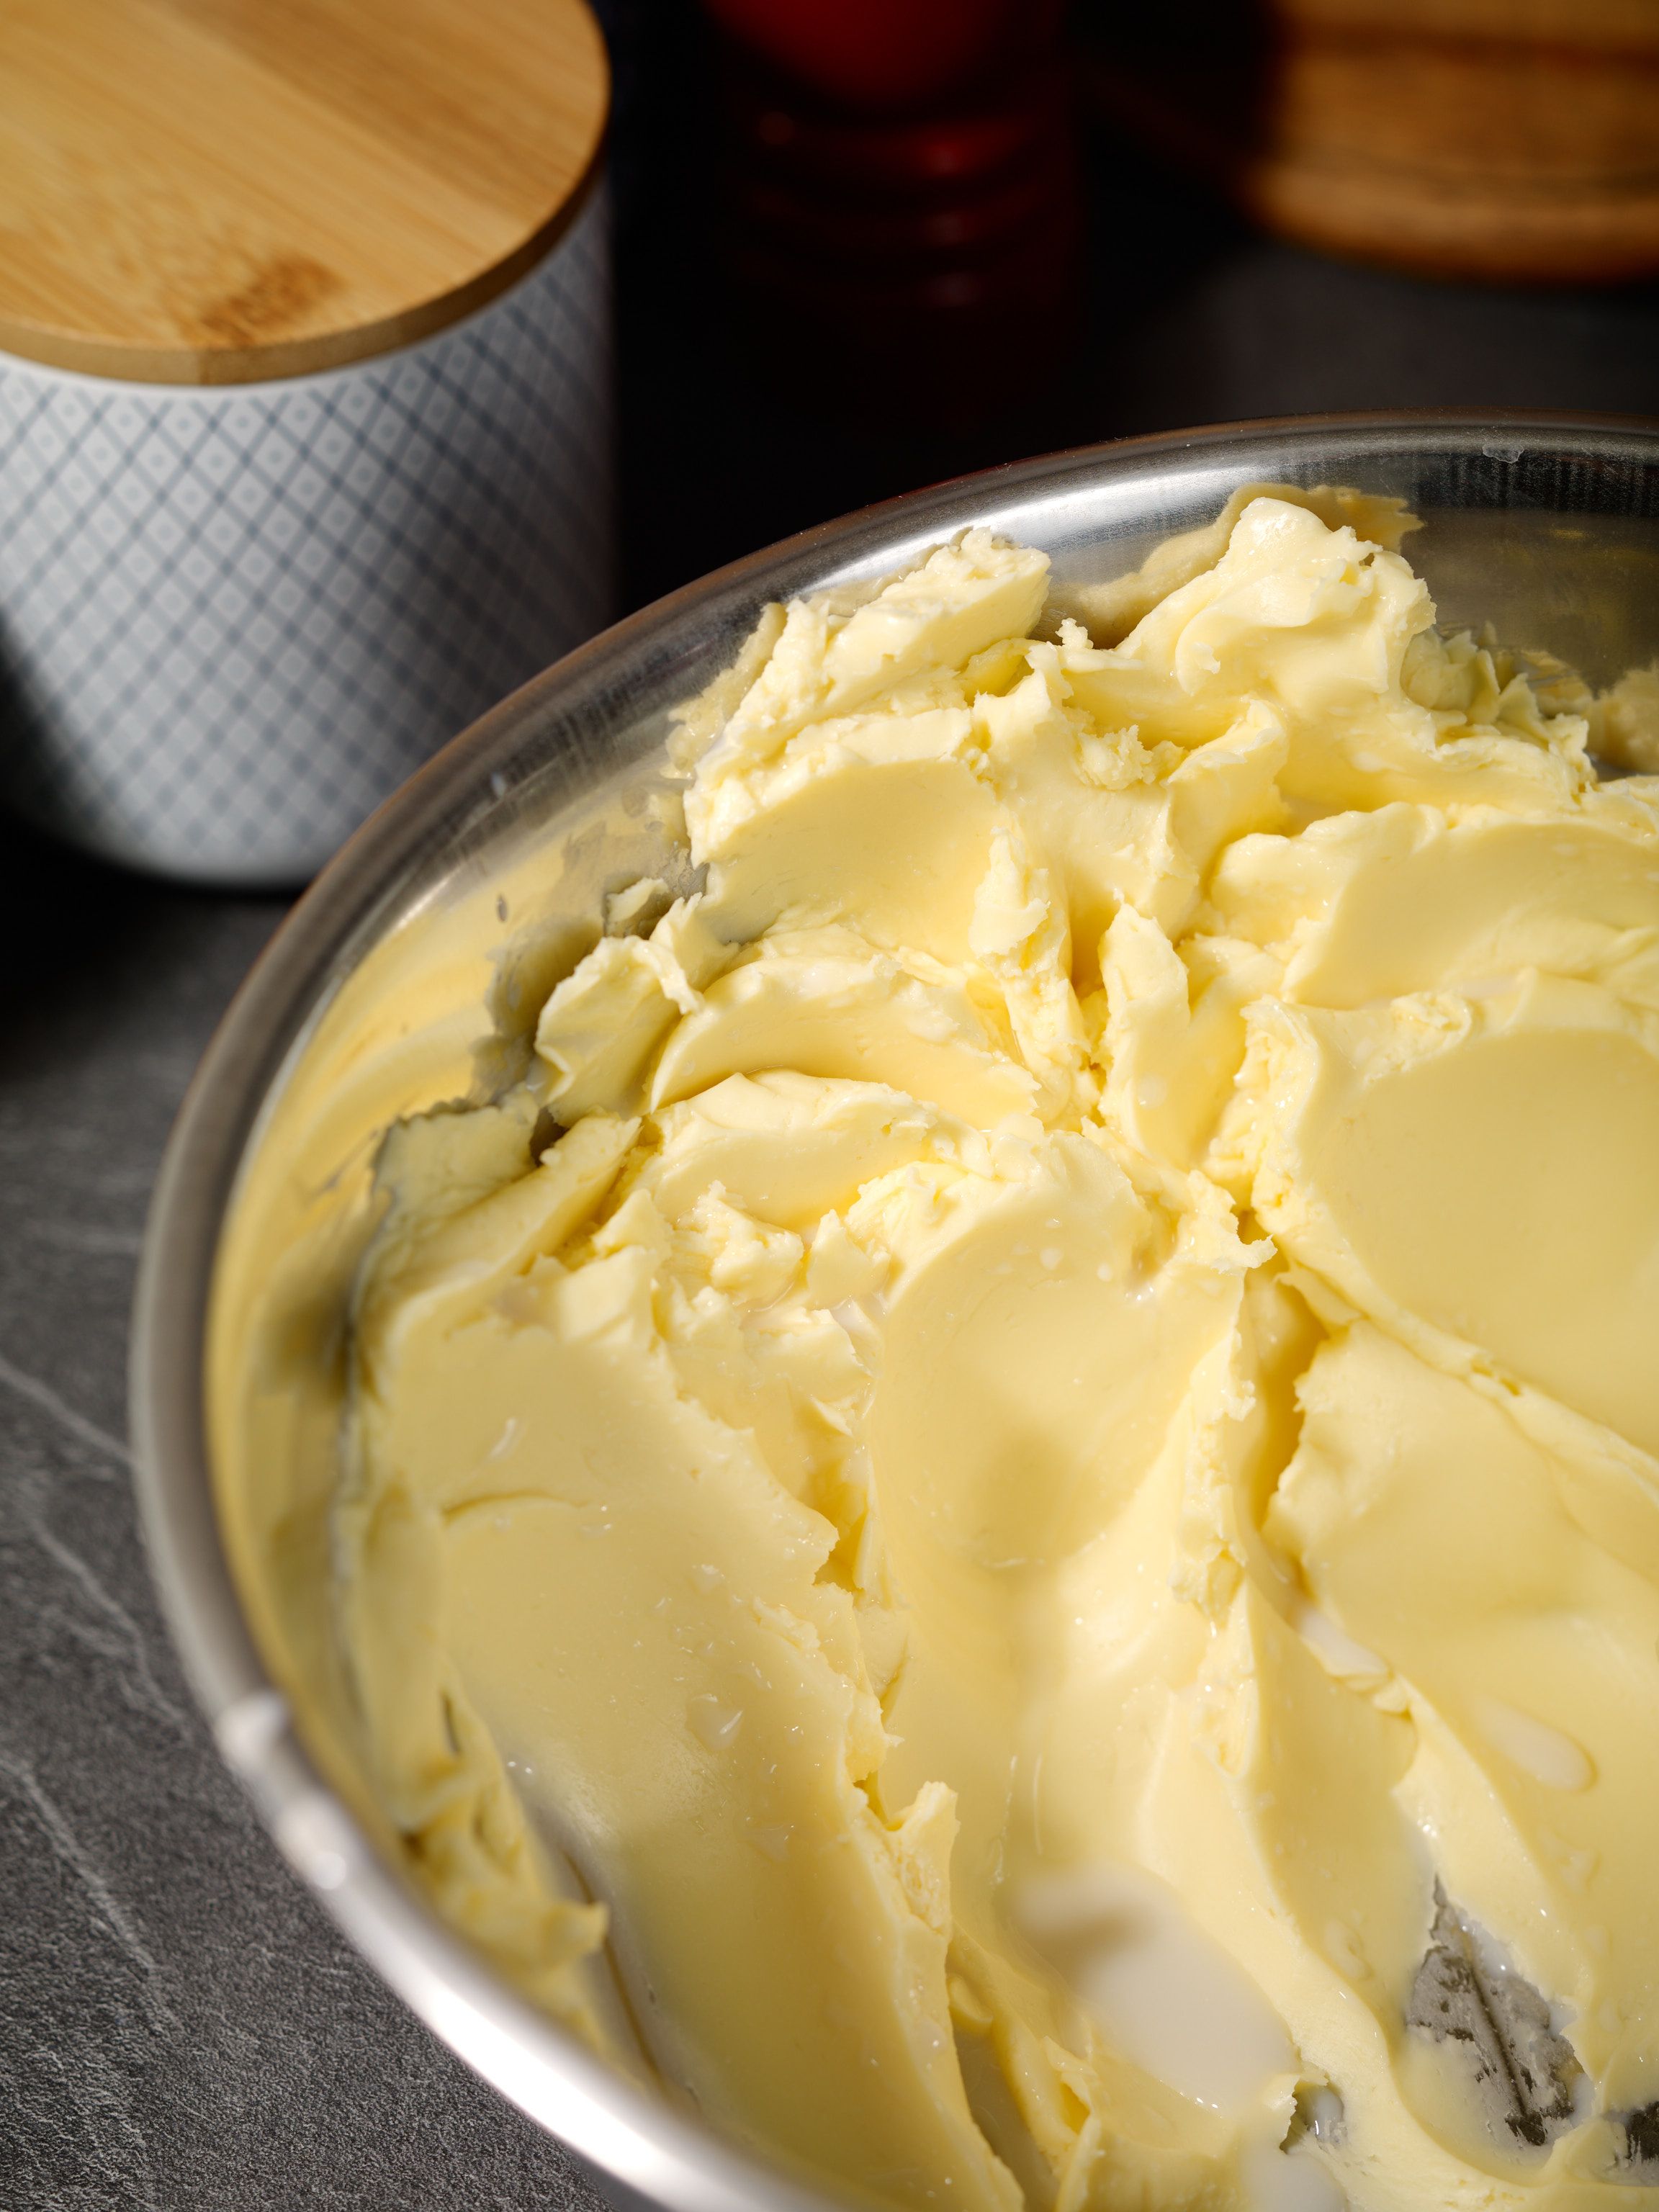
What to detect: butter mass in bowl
<box><xmin>340</xmin><ymin>497</ymin><xmax>1659</xmax><ymax>2212</ymax></box>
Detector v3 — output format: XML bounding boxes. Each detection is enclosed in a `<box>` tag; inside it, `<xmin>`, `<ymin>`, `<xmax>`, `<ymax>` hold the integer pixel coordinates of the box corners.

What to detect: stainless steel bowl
<box><xmin>132</xmin><ymin>413</ymin><xmax>1659</xmax><ymax>2212</ymax></box>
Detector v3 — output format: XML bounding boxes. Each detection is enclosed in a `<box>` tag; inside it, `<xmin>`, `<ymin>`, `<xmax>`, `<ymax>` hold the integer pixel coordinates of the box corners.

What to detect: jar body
<box><xmin>0</xmin><ymin>187</ymin><xmax>613</xmax><ymax>885</ymax></box>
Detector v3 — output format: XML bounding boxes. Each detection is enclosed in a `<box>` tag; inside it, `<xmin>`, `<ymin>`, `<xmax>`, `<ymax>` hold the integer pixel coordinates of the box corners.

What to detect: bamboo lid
<box><xmin>0</xmin><ymin>0</ymin><xmax>609</xmax><ymax>386</ymax></box>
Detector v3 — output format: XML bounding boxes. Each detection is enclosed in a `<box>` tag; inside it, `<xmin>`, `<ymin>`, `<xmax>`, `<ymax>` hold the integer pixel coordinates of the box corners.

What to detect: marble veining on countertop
<box><xmin>8</xmin><ymin>3</ymin><xmax>1659</xmax><ymax>2180</ymax></box>
<box><xmin>0</xmin><ymin>832</ymin><xmax>610</xmax><ymax>2209</ymax></box>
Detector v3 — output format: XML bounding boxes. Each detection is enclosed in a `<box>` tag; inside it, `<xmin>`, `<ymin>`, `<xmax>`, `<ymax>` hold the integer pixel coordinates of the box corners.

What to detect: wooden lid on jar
<box><xmin>0</xmin><ymin>0</ymin><xmax>609</xmax><ymax>385</ymax></box>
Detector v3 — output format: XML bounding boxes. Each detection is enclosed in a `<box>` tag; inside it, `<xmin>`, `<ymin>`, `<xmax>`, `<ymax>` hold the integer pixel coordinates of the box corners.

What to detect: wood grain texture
<box><xmin>1272</xmin><ymin>0</ymin><xmax>1659</xmax><ymax>48</ymax></box>
<box><xmin>1091</xmin><ymin>0</ymin><xmax>1659</xmax><ymax>284</ymax></box>
<box><xmin>0</xmin><ymin>0</ymin><xmax>608</xmax><ymax>385</ymax></box>
<box><xmin>1244</xmin><ymin>17</ymin><xmax>1659</xmax><ymax>283</ymax></box>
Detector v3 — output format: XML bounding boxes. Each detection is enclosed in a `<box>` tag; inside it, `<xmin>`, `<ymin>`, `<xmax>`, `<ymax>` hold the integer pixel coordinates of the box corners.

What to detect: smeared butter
<box><xmin>341</xmin><ymin>505</ymin><xmax>1659</xmax><ymax>2211</ymax></box>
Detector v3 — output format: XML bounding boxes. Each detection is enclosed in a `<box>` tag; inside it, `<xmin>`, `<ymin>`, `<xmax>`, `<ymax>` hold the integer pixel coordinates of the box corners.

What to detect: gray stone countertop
<box><xmin>0</xmin><ymin>823</ymin><xmax>608</xmax><ymax>2208</ymax></box>
<box><xmin>6</xmin><ymin>17</ymin><xmax>1659</xmax><ymax>2178</ymax></box>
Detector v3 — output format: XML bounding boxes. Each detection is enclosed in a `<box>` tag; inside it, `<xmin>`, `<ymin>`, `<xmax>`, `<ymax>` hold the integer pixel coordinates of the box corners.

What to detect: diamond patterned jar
<box><xmin>0</xmin><ymin>0</ymin><xmax>611</xmax><ymax>884</ymax></box>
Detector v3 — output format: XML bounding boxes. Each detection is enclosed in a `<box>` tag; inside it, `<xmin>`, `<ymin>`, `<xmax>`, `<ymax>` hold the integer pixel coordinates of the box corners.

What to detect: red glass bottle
<box><xmin>699</xmin><ymin>0</ymin><xmax>1079</xmax><ymax>432</ymax></box>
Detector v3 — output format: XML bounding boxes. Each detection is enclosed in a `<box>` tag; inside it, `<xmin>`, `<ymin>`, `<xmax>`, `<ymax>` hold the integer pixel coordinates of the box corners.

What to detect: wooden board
<box><xmin>1273</xmin><ymin>0</ymin><xmax>1659</xmax><ymax>45</ymax></box>
<box><xmin>0</xmin><ymin>0</ymin><xmax>608</xmax><ymax>384</ymax></box>
<box><xmin>1244</xmin><ymin>21</ymin><xmax>1659</xmax><ymax>284</ymax></box>
<box><xmin>1089</xmin><ymin>0</ymin><xmax>1659</xmax><ymax>284</ymax></box>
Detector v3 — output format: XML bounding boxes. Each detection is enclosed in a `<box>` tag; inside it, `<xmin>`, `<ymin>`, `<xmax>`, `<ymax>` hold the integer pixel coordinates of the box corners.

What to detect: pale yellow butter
<box><xmin>341</xmin><ymin>503</ymin><xmax>1659</xmax><ymax>2212</ymax></box>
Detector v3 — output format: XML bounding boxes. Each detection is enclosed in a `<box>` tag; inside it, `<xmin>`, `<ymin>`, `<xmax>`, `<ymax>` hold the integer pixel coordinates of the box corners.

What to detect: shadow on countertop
<box><xmin>1</xmin><ymin>7</ymin><xmax>1657</xmax><ymax>2208</ymax></box>
<box><xmin>0</xmin><ymin>806</ymin><xmax>287</xmax><ymax>1078</ymax></box>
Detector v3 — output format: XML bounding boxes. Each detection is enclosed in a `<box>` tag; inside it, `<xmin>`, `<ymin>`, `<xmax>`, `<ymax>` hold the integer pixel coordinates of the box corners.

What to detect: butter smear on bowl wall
<box><xmin>332</xmin><ymin>498</ymin><xmax>1659</xmax><ymax>2211</ymax></box>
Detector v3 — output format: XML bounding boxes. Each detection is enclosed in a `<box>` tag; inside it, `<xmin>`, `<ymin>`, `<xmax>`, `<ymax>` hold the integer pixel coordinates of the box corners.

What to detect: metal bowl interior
<box><xmin>132</xmin><ymin>413</ymin><xmax>1659</xmax><ymax>2212</ymax></box>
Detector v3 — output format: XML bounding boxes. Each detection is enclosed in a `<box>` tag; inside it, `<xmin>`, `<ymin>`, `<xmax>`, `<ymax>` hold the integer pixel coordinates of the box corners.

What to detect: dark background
<box><xmin>2</xmin><ymin>3</ymin><xmax>1656</xmax><ymax>2205</ymax></box>
<box><xmin>603</xmin><ymin>0</ymin><xmax>1659</xmax><ymax>608</ymax></box>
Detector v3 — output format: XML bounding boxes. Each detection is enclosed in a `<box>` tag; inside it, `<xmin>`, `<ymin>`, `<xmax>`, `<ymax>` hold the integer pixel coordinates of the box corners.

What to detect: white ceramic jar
<box><xmin>0</xmin><ymin>0</ymin><xmax>612</xmax><ymax>884</ymax></box>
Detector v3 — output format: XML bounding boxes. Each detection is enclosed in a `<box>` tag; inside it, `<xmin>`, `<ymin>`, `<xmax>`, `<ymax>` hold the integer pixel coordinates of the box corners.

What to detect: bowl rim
<box><xmin>130</xmin><ymin>406</ymin><xmax>1659</xmax><ymax>2212</ymax></box>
